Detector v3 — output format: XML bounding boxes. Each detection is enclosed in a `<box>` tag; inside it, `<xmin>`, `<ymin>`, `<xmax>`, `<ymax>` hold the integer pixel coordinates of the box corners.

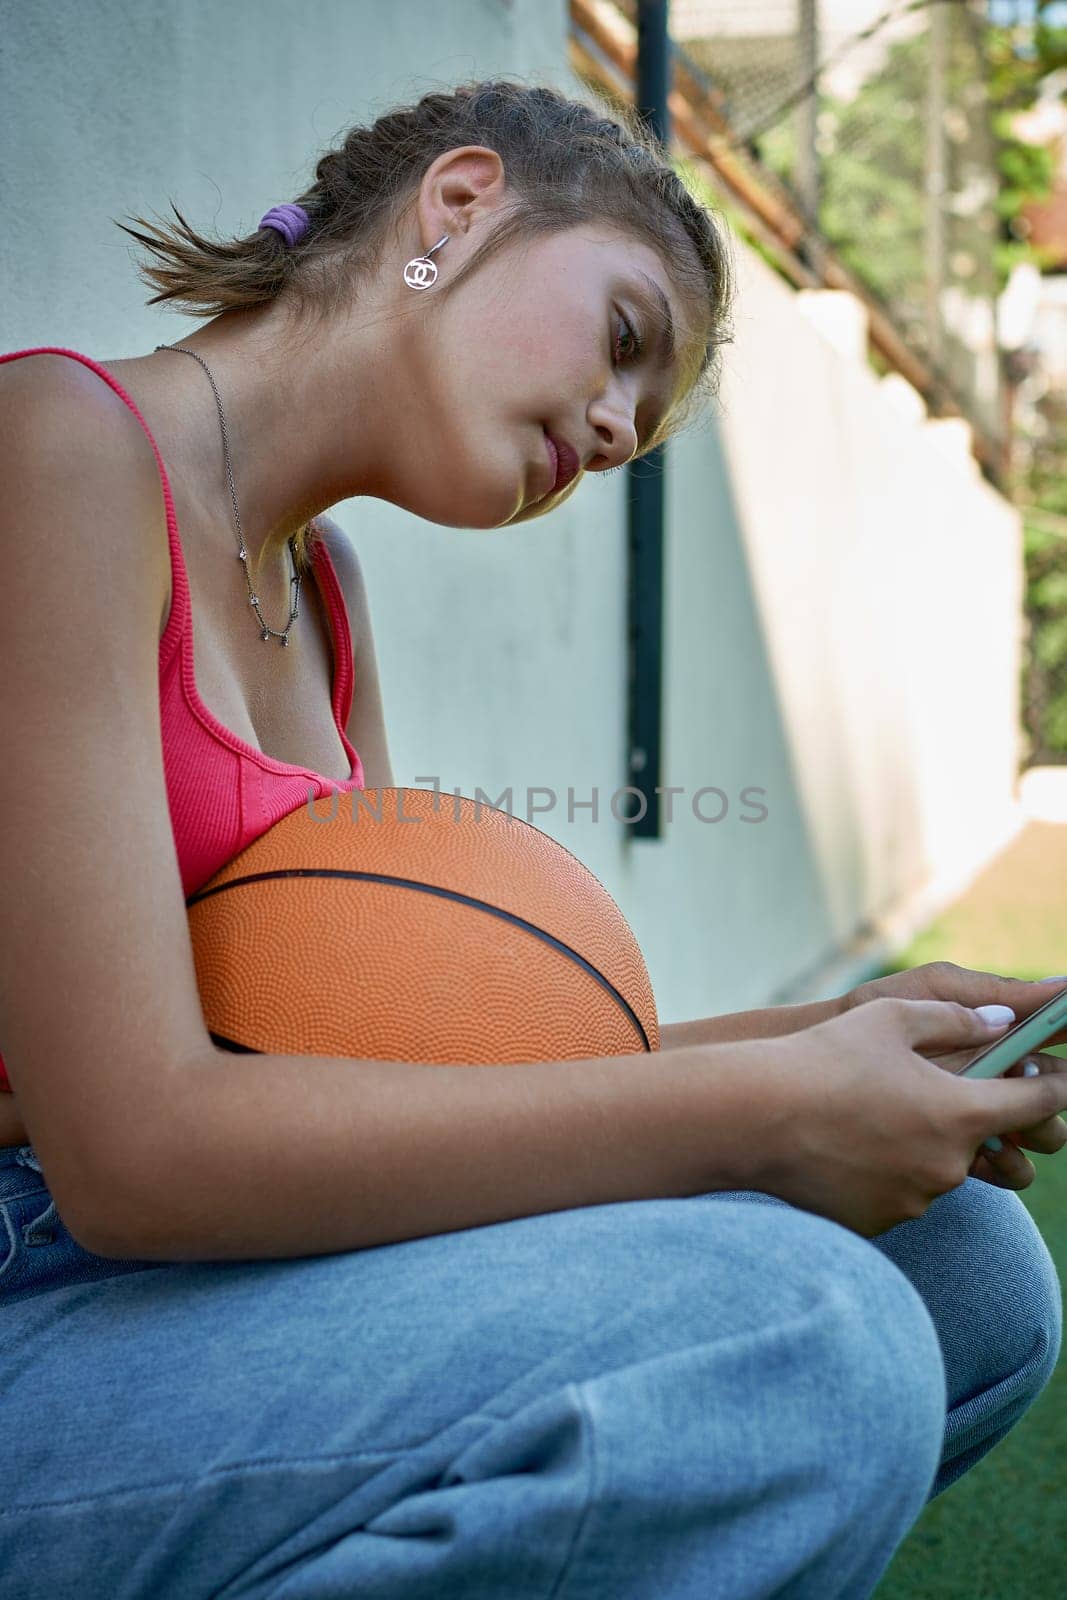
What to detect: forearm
<box><xmin>0</xmin><ymin>1094</ymin><xmax>29</xmax><ymax>1150</ymax></box>
<box><xmin>88</xmin><ymin>1039</ymin><xmax>779</xmax><ymax>1263</ymax></box>
<box><xmin>659</xmin><ymin>996</ymin><xmax>843</xmax><ymax>1050</ymax></box>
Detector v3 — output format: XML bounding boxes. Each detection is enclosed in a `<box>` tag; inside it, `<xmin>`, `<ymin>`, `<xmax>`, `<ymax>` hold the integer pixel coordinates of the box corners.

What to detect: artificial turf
<box><xmin>870</xmin><ymin>813</ymin><xmax>1067</xmax><ymax>1598</ymax></box>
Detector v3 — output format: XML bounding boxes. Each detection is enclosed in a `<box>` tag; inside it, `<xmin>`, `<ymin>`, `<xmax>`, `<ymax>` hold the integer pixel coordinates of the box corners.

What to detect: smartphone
<box><xmin>955</xmin><ymin>986</ymin><xmax>1067</xmax><ymax>1079</ymax></box>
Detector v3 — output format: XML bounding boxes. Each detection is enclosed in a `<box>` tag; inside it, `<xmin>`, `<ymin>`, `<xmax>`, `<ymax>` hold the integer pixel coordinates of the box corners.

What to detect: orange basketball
<box><xmin>186</xmin><ymin>787</ymin><xmax>659</xmax><ymax>1064</ymax></box>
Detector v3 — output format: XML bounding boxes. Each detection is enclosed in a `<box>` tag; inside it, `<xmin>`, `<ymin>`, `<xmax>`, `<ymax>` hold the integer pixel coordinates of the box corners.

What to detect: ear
<box><xmin>414</xmin><ymin>145</ymin><xmax>507</xmax><ymax>252</ymax></box>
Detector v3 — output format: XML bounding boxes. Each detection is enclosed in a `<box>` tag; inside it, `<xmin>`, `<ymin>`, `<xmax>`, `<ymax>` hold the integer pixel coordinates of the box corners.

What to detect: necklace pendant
<box><xmin>157</xmin><ymin>345</ymin><xmax>303</xmax><ymax>651</ymax></box>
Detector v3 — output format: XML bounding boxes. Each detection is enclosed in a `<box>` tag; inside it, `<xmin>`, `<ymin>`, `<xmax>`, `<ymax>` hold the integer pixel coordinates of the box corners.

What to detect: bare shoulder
<box><xmin>314</xmin><ymin>511</ymin><xmax>365</xmax><ymax>600</ymax></box>
<box><xmin>0</xmin><ymin>354</ymin><xmax>168</xmax><ymax>533</ymax></box>
<box><xmin>312</xmin><ymin>512</ymin><xmax>394</xmax><ymax>790</ymax></box>
<box><xmin>1</xmin><ymin>348</ymin><xmax>133</xmax><ymax>426</ymax></box>
<box><xmin>314</xmin><ymin>511</ymin><xmax>368</xmax><ymax>651</ymax></box>
<box><xmin>0</xmin><ymin>350</ymin><xmax>87</xmax><ymax>402</ymax></box>
<box><xmin>0</xmin><ymin>352</ymin><xmax>170</xmax><ymax>616</ymax></box>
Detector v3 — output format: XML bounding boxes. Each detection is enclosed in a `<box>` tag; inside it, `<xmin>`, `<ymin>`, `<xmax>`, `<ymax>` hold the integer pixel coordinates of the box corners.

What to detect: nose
<box><xmin>585</xmin><ymin>389</ymin><xmax>639</xmax><ymax>472</ymax></box>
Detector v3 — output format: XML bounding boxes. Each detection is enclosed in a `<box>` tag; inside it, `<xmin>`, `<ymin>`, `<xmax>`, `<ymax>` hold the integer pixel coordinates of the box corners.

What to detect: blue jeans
<box><xmin>0</xmin><ymin>1142</ymin><xmax>1060</xmax><ymax>1599</ymax></box>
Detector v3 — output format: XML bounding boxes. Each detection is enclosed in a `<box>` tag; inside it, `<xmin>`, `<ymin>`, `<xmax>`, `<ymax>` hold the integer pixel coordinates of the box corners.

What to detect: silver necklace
<box><xmin>153</xmin><ymin>342</ymin><xmax>301</xmax><ymax>646</ymax></box>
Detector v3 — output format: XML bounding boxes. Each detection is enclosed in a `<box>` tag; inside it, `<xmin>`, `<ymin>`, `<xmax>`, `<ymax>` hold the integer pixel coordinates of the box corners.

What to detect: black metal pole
<box><xmin>626</xmin><ymin>0</ymin><xmax>670</xmax><ymax>838</ymax></box>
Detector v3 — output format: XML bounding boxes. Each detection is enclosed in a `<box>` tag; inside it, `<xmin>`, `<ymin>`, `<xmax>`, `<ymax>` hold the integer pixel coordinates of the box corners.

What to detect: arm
<box><xmin>660</xmin><ymin>996</ymin><xmax>845</xmax><ymax>1051</ymax></box>
<box><xmin>96</xmin><ymin>1036</ymin><xmax>782</xmax><ymax>1262</ymax></box>
<box><xmin>316</xmin><ymin>514</ymin><xmax>395</xmax><ymax>791</ymax></box>
<box><xmin>0</xmin><ymin>990</ymin><xmax>843</xmax><ymax>1161</ymax></box>
<box><xmin>0</xmin><ymin>1096</ymin><xmax>30</xmax><ymax>1150</ymax></box>
<box><xmin>0</xmin><ymin>380</ymin><xmax>778</xmax><ymax>1262</ymax></box>
<box><xmin>0</xmin><ymin>509</ymin><xmax>392</xmax><ymax>1158</ymax></box>
<box><xmin>0</xmin><ymin>359</ymin><xmax>223</xmax><ymax>1231</ymax></box>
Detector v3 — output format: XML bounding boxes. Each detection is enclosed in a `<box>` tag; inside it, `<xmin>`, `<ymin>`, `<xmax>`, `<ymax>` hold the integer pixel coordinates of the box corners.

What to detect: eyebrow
<box><xmin>631</xmin><ymin>273</ymin><xmax>678</xmax><ymax>454</ymax></box>
<box><xmin>636</xmin><ymin>273</ymin><xmax>677</xmax><ymax>371</ymax></box>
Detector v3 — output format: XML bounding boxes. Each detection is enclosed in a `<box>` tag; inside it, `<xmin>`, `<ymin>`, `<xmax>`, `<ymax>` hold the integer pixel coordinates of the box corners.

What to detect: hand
<box><xmin>841</xmin><ymin>960</ymin><xmax>1067</xmax><ymax>1045</ymax></box>
<box><xmin>925</xmin><ymin>1045</ymin><xmax>1067</xmax><ymax>1191</ymax></box>
<box><xmin>840</xmin><ymin>962</ymin><xmax>1067</xmax><ymax>1192</ymax></box>
<box><xmin>764</xmin><ymin>997</ymin><xmax>1067</xmax><ymax>1236</ymax></box>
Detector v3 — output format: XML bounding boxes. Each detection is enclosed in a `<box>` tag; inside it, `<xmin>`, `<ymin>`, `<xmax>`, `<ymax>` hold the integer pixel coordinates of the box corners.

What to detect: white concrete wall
<box><xmin>651</xmin><ymin>256</ymin><xmax>1024</xmax><ymax>1012</ymax></box>
<box><xmin>2</xmin><ymin>0</ymin><xmax>1024</xmax><ymax>1027</ymax></box>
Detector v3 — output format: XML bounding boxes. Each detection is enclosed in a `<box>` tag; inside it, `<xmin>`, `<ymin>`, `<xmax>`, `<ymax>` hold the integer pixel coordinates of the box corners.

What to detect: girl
<box><xmin>1</xmin><ymin>79</ymin><xmax>1064</xmax><ymax>1600</ymax></box>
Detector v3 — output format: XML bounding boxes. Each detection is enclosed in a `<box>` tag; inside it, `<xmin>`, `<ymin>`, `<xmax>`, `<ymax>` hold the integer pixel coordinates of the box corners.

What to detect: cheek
<box><xmin>438</xmin><ymin>320</ymin><xmax>514</xmax><ymax>404</ymax></box>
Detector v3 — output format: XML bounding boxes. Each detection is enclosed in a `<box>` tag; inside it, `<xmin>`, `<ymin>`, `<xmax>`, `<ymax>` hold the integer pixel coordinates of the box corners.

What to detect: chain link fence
<box><xmin>600</xmin><ymin>1</ymin><xmax>1067</xmax><ymax>766</ymax></box>
<box><xmin>1013</xmin><ymin>294</ymin><xmax>1067</xmax><ymax>765</ymax></box>
<box><xmin>1022</xmin><ymin>504</ymin><xmax>1067</xmax><ymax>768</ymax></box>
<box><xmin>660</xmin><ymin>0</ymin><xmax>1006</xmax><ymax>447</ymax></box>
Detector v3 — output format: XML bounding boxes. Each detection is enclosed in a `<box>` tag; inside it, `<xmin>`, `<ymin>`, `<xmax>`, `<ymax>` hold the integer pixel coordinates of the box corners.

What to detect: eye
<box><xmin>613</xmin><ymin>310</ymin><xmax>643</xmax><ymax>366</ymax></box>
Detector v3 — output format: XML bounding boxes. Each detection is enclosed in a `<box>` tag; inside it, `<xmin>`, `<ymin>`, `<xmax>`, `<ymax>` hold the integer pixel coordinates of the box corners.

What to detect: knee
<box><xmin>970</xmin><ymin>1183</ymin><xmax>1061</xmax><ymax>1394</ymax></box>
<box><xmin>670</xmin><ymin>1205</ymin><xmax>950</xmax><ymax>1517</ymax></box>
<box><xmin>813</xmin><ymin>1236</ymin><xmax>948</xmax><ymax>1505</ymax></box>
<box><xmin>681</xmin><ymin>1197</ymin><xmax>949</xmax><ymax>1498</ymax></box>
<box><xmin>917</xmin><ymin>1180</ymin><xmax>1062</xmax><ymax>1405</ymax></box>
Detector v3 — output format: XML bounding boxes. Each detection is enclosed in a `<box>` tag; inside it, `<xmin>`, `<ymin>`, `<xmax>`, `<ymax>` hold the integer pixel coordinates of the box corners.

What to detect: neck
<box><xmin>132</xmin><ymin>288</ymin><xmax>405</xmax><ymax>576</ymax></box>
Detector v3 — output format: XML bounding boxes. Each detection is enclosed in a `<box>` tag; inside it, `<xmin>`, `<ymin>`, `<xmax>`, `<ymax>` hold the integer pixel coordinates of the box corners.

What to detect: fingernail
<box><xmin>983</xmin><ymin>1136</ymin><xmax>1004</xmax><ymax>1153</ymax></box>
<box><xmin>975</xmin><ymin>1004</ymin><xmax>1016</xmax><ymax>1028</ymax></box>
<box><xmin>1038</xmin><ymin>975</ymin><xmax>1067</xmax><ymax>983</ymax></box>
<box><xmin>1023</xmin><ymin>1061</ymin><xmax>1041</xmax><ymax>1077</ymax></box>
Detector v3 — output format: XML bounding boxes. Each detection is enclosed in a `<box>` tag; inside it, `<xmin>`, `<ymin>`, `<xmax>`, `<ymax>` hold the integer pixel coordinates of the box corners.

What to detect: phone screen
<box><xmin>955</xmin><ymin>987</ymin><xmax>1067</xmax><ymax>1080</ymax></box>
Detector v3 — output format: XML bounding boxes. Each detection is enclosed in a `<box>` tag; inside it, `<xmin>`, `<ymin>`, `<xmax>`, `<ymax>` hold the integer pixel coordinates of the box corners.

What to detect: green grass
<box><xmin>873</xmin><ymin>1147</ymin><xmax>1066</xmax><ymax>1599</ymax></box>
<box><xmin>870</xmin><ymin>838</ymin><xmax>1067</xmax><ymax>1600</ymax></box>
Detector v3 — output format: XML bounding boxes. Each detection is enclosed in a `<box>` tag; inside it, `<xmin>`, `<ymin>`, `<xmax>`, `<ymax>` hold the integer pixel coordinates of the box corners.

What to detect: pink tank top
<box><xmin>0</xmin><ymin>347</ymin><xmax>366</xmax><ymax>1094</ymax></box>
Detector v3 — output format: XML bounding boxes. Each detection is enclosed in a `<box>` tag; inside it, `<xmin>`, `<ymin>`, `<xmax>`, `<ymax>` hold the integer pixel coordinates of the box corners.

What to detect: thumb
<box><xmin>965</xmin><ymin>1069</ymin><xmax>1067</xmax><ymax>1139</ymax></box>
<box><xmin>885</xmin><ymin>997</ymin><xmax>1015</xmax><ymax>1050</ymax></box>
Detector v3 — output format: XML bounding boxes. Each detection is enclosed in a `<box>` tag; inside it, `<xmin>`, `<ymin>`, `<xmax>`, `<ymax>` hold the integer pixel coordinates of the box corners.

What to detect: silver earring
<box><xmin>403</xmin><ymin>233</ymin><xmax>449</xmax><ymax>290</ymax></box>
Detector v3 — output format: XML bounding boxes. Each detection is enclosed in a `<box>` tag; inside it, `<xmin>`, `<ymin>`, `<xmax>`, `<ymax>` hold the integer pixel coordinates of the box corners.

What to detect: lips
<box><xmin>543</xmin><ymin>429</ymin><xmax>580</xmax><ymax>496</ymax></box>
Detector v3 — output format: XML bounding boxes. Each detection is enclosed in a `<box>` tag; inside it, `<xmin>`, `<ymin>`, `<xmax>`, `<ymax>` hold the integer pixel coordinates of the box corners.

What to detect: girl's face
<box><xmin>384</xmin><ymin>223</ymin><xmax>702</xmax><ymax>530</ymax></box>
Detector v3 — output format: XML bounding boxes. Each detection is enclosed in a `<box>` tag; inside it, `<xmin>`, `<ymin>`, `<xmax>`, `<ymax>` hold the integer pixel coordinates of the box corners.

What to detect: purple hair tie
<box><xmin>258</xmin><ymin>203</ymin><xmax>310</xmax><ymax>247</ymax></box>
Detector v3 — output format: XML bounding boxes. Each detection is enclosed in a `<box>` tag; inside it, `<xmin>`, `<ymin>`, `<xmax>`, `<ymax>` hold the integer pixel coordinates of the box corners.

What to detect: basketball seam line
<box><xmin>188</xmin><ymin>868</ymin><xmax>652</xmax><ymax>1051</ymax></box>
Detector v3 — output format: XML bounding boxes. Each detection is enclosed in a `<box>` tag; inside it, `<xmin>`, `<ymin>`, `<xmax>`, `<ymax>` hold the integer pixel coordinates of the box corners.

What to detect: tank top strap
<box><xmin>309</xmin><ymin>531</ymin><xmax>356</xmax><ymax>733</ymax></box>
<box><xmin>0</xmin><ymin>346</ymin><xmax>190</xmax><ymax>664</ymax></box>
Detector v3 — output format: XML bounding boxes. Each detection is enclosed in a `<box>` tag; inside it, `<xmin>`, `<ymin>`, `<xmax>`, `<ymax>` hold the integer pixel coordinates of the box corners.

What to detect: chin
<box><xmin>505</xmin><ymin>496</ymin><xmax>555</xmax><ymax>527</ymax></box>
<box><xmin>433</xmin><ymin>499</ymin><xmax>517</xmax><ymax>531</ymax></box>
<box><xmin>393</xmin><ymin>442</ymin><xmax>540</xmax><ymax>528</ymax></box>
<box><xmin>412</xmin><ymin>478</ymin><xmax>531</xmax><ymax>530</ymax></box>
<box><xmin>509</xmin><ymin>474</ymin><xmax>579</xmax><ymax>526</ymax></box>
